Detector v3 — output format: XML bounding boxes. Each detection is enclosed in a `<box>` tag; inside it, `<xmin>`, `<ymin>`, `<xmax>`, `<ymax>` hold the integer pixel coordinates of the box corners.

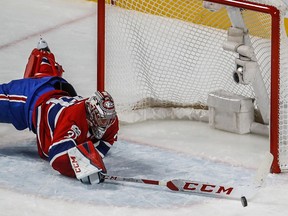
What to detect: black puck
<box><xmin>241</xmin><ymin>196</ymin><xmax>248</xmax><ymax>207</ymax></box>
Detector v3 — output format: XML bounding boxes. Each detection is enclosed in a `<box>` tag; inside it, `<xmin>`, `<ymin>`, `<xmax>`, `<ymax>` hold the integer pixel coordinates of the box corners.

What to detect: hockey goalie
<box><xmin>0</xmin><ymin>39</ymin><xmax>119</xmax><ymax>184</ymax></box>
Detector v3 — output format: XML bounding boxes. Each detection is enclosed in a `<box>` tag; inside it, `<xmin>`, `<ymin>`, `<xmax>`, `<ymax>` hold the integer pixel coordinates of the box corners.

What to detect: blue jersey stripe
<box><xmin>49</xmin><ymin>138</ymin><xmax>76</xmax><ymax>162</ymax></box>
<box><xmin>95</xmin><ymin>141</ymin><xmax>111</xmax><ymax>157</ymax></box>
<box><xmin>47</xmin><ymin>103</ymin><xmax>63</xmax><ymax>132</ymax></box>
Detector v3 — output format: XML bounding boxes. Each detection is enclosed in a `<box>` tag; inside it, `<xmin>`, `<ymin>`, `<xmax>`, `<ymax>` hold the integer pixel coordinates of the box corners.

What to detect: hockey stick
<box><xmin>102</xmin><ymin>152</ymin><xmax>273</xmax><ymax>207</ymax></box>
<box><xmin>103</xmin><ymin>174</ymin><xmax>245</xmax><ymax>199</ymax></box>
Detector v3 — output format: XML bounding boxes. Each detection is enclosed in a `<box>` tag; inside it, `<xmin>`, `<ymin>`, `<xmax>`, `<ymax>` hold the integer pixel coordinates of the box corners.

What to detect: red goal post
<box><xmin>97</xmin><ymin>0</ymin><xmax>287</xmax><ymax>173</ymax></box>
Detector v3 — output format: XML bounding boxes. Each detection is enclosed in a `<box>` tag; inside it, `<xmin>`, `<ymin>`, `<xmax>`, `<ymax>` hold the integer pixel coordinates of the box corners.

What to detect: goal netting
<box><xmin>97</xmin><ymin>0</ymin><xmax>288</xmax><ymax>173</ymax></box>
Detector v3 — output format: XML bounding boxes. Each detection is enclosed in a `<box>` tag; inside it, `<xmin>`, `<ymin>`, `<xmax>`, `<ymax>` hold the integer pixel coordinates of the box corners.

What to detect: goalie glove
<box><xmin>68</xmin><ymin>141</ymin><xmax>106</xmax><ymax>184</ymax></box>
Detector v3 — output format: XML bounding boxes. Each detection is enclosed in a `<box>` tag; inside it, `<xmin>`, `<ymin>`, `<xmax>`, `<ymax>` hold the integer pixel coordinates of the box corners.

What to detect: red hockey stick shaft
<box><xmin>103</xmin><ymin>175</ymin><xmax>245</xmax><ymax>200</ymax></box>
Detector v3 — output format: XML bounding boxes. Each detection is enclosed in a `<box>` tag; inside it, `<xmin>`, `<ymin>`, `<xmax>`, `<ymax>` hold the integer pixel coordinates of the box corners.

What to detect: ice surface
<box><xmin>0</xmin><ymin>134</ymin><xmax>252</xmax><ymax>207</ymax></box>
<box><xmin>0</xmin><ymin>0</ymin><xmax>288</xmax><ymax>216</ymax></box>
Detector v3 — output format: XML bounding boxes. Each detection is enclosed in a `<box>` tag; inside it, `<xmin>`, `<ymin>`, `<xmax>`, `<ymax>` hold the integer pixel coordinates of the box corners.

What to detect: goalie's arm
<box><xmin>48</xmin><ymin>138</ymin><xmax>106</xmax><ymax>184</ymax></box>
<box><xmin>48</xmin><ymin>137</ymin><xmax>79</xmax><ymax>177</ymax></box>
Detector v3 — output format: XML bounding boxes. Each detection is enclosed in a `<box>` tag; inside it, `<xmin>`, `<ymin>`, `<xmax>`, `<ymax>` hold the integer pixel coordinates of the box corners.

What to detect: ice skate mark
<box><xmin>0</xmin><ymin>12</ymin><xmax>96</xmax><ymax>50</ymax></box>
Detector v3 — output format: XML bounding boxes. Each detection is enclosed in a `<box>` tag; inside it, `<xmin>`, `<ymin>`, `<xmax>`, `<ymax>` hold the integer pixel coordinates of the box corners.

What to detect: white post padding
<box><xmin>203</xmin><ymin>1</ymin><xmax>224</xmax><ymax>12</ymax></box>
<box><xmin>234</xmin><ymin>58</ymin><xmax>258</xmax><ymax>84</ymax></box>
<box><xmin>207</xmin><ymin>89</ymin><xmax>254</xmax><ymax>134</ymax></box>
<box><xmin>225</xmin><ymin>7</ymin><xmax>270</xmax><ymax>124</ymax></box>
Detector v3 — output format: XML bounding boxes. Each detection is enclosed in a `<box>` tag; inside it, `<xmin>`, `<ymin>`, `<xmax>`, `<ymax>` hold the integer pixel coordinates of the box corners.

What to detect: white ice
<box><xmin>0</xmin><ymin>0</ymin><xmax>288</xmax><ymax>216</ymax></box>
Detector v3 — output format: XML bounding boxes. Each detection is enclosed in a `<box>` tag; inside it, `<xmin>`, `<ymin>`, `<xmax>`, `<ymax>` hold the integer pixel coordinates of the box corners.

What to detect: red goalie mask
<box><xmin>85</xmin><ymin>91</ymin><xmax>116</xmax><ymax>139</ymax></box>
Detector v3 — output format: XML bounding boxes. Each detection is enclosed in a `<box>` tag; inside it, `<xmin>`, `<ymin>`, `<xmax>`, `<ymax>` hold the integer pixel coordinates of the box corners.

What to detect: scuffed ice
<box><xmin>0</xmin><ymin>139</ymin><xmax>252</xmax><ymax>208</ymax></box>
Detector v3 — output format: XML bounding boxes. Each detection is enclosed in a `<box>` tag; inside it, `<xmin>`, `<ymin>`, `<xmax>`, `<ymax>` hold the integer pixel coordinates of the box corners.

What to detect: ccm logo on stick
<box><xmin>183</xmin><ymin>182</ymin><xmax>234</xmax><ymax>195</ymax></box>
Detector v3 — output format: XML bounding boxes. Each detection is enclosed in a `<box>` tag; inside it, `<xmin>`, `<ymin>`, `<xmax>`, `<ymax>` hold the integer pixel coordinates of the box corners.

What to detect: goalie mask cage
<box><xmin>97</xmin><ymin>0</ymin><xmax>288</xmax><ymax>173</ymax></box>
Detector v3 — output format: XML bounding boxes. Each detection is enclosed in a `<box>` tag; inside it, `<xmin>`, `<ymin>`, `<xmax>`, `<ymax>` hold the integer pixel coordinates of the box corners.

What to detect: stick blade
<box><xmin>253</xmin><ymin>151</ymin><xmax>274</xmax><ymax>187</ymax></box>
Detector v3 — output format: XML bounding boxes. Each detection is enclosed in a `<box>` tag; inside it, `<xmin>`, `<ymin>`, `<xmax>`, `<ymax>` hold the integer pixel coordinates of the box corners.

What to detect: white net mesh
<box><xmin>102</xmin><ymin>0</ymin><xmax>288</xmax><ymax>171</ymax></box>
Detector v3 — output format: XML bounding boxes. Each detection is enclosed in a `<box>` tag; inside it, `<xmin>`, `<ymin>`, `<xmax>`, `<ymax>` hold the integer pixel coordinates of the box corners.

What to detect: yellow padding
<box><xmin>285</xmin><ymin>18</ymin><xmax>288</xmax><ymax>35</ymax></box>
<box><xmin>92</xmin><ymin>0</ymin><xmax>284</xmax><ymax>38</ymax></box>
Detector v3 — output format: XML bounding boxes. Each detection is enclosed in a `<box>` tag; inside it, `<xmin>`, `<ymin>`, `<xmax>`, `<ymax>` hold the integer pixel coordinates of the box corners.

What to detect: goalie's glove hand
<box><xmin>80</xmin><ymin>171</ymin><xmax>106</xmax><ymax>185</ymax></box>
<box><xmin>68</xmin><ymin>141</ymin><xmax>107</xmax><ymax>185</ymax></box>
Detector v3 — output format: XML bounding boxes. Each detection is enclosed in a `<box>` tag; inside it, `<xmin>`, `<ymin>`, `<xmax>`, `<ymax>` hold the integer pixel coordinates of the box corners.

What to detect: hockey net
<box><xmin>97</xmin><ymin>0</ymin><xmax>288</xmax><ymax>173</ymax></box>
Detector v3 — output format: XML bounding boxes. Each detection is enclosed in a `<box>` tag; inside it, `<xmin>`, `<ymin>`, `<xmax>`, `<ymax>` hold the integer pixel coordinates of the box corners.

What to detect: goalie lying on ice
<box><xmin>0</xmin><ymin>39</ymin><xmax>119</xmax><ymax>184</ymax></box>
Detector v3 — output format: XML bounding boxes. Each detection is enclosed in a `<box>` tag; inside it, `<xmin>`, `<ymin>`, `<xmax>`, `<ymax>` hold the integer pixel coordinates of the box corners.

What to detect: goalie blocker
<box><xmin>68</xmin><ymin>141</ymin><xmax>107</xmax><ymax>184</ymax></box>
